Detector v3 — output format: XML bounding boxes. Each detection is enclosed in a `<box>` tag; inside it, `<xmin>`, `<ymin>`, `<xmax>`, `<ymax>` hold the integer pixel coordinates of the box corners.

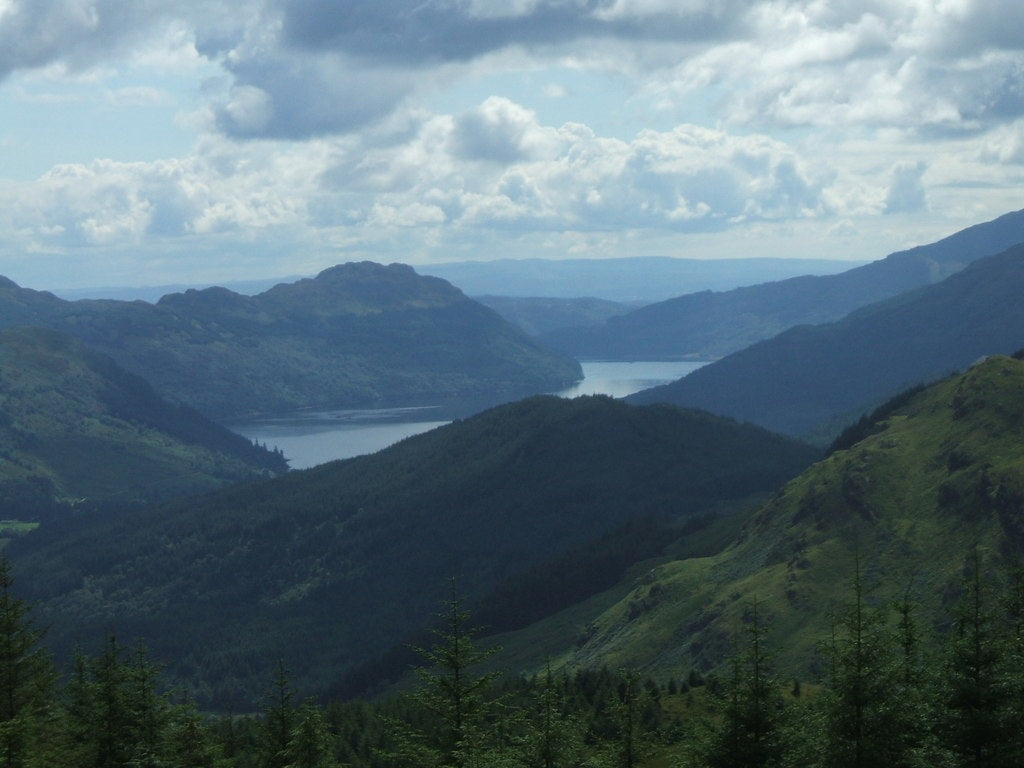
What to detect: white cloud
<box><xmin>452</xmin><ymin>97</ymin><xmax>558</xmax><ymax>163</ymax></box>
<box><xmin>220</xmin><ymin>84</ymin><xmax>273</xmax><ymax>135</ymax></box>
<box><xmin>2</xmin><ymin>0</ymin><xmax>1024</xmax><ymax>289</ymax></box>
<box><xmin>884</xmin><ymin>161</ymin><xmax>928</xmax><ymax>214</ymax></box>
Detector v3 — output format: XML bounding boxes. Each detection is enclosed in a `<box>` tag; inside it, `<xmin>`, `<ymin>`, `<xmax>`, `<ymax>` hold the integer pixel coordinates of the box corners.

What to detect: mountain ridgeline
<box><xmin>424</xmin><ymin>255</ymin><xmax>865</xmax><ymax>302</ymax></box>
<box><xmin>7</xmin><ymin>394</ymin><xmax>820</xmax><ymax>707</ymax></box>
<box><xmin>0</xmin><ymin>262</ymin><xmax>582</xmax><ymax>420</ymax></box>
<box><xmin>541</xmin><ymin>207</ymin><xmax>1024</xmax><ymax>360</ymax></box>
<box><xmin>628</xmin><ymin>243</ymin><xmax>1024</xmax><ymax>440</ymax></box>
<box><xmin>0</xmin><ymin>327</ymin><xmax>287</xmax><ymax>517</ymax></box>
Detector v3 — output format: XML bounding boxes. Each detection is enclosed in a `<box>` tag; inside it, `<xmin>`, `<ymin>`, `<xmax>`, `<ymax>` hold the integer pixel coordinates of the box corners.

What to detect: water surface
<box><xmin>229</xmin><ymin>360</ymin><xmax>706</xmax><ymax>469</ymax></box>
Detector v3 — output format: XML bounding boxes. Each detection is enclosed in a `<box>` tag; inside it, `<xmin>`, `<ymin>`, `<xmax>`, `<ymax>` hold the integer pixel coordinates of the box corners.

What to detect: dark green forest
<box><xmin>6</xmin><ymin>394</ymin><xmax>819</xmax><ymax>708</ymax></box>
<box><xmin>6</xmin><ymin>553</ymin><xmax>1024</xmax><ymax>768</ymax></box>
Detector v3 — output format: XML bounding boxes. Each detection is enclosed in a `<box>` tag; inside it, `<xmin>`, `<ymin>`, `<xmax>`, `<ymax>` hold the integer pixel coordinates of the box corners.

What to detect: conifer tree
<box><xmin>513</xmin><ymin>663</ymin><xmax>586</xmax><ymax>768</ymax></box>
<box><xmin>260</xmin><ymin>660</ymin><xmax>297</xmax><ymax>768</ymax></box>
<box><xmin>703</xmin><ymin>598</ymin><xmax>783</xmax><ymax>768</ymax></box>
<box><xmin>592</xmin><ymin>670</ymin><xmax>657</xmax><ymax>768</ymax></box>
<box><xmin>166</xmin><ymin>699</ymin><xmax>218</xmax><ymax>768</ymax></box>
<box><xmin>125</xmin><ymin>643</ymin><xmax>171</xmax><ymax>767</ymax></box>
<box><xmin>1001</xmin><ymin>561</ymin><xmax>1024</xmax><ymax>766</ymax></box>
<box><xmin>940</xmin><ymin>547</ymin><xmax>1009</xmax><ymax>766</ymax></box>
<box><xmin>57</xmin><ymin>635</ymin><xmax>174</xmax><ymax>768</ymax></box>
<box><xmin>285</xmin><ymin>699</ymin><xmax>337</xmax><ymax>768</ymax></box>
<box><xmin>821</xmin><ymin>550</ymin><xmax>907</xmax><ymax>768</ymax></box>
<box><xmin>89</xmin><ymin>636</ymin><xmax>134</xmax><ymax>768</ymax></box>
<box><xmin>0</xmin><ymin>556</ymin><xmax>56</xmax><ymax>768</ymax></box>
<box><xmin>396</xmin><ymin>579</ymin><xmax>501</xmax><ymax>768</ymax></box>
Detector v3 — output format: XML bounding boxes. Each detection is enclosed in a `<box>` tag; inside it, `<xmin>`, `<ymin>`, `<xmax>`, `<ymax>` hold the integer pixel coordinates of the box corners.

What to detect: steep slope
<box><xmin>507</xmin><ymin>354</ymin><xmax>1024</xmax><ymax>685</ymax></box>
<box><xmin>541</xmin><ymin>207</ymin><xmax>1024</xmax><ymax>360</ymax></box>
<box><xmin>0</xmin><ymin>327</ymin><xmax>286</xmax><ymax>515</ymax></box>
<box><xmin>6</xmin><ymin>394</ymin><xmax>818</xmax><ymax>708</ymax></box>
<box><xmin>0</xmin><ymin>262</ymin><xmax>582</xmax><ymax>419</ymax></box>
<box><xmin>628</xmin><ymin>244</ymin><xmax>1024</xmax><ymax>440</ymax></box>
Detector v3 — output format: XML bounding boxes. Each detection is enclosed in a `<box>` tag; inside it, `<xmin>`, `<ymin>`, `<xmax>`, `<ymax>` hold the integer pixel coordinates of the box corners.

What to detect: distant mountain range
<box><xmin>627</xmin><ymin>243</ymin><xmax>1024</xmax><ymax>440</ymax></box>
<box><xmin>423</xmin><ymin>256</ymin><xmax>864</xmax><ymax>303</ymax></box>
<box><xmin>473</xmin><ymin>295</ymin><xmax>636</xmax><ymax>336</ymax></box>
<box><xmin>0</xmin><ymin>327</ymin><xmax>286</xmax><ymax>517</ymax></box>
<box><xmin>0</xmin><ymin>262</ymin><xmax>581</xmax><ymax>420</ymax></box>
<box><xmin>541</xmin><ymin>208</ymin><xmax>1024</xmax><ymax>360</ymax></box>
<box><xmin>50</xmin><ymin>257</ymin><xmax>861</xmax><ymax>306</ymax></box>
<box><xmin>7</xmin><ymin>394</ymin><xmax>819</xmax><ymax>708</ymax></box>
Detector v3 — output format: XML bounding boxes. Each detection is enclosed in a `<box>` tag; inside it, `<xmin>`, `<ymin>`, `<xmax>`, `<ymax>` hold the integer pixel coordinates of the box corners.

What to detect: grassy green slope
<box><xmin>7</xmin><ymin>394</ymin><xmax>818</xmax><ymax>708</ymax></box>
<box><xmin>0</xmin><ymin>326</ymin><xmax>286</xmax><ymax>514</ymax></box>
<box><xmin>508</xmin><ymin>354</ymin><xmax>1024</xmax><ymax>686</ymax></box>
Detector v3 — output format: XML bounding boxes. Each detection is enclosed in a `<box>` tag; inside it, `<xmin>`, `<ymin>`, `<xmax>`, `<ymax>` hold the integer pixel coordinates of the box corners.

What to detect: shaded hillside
<box><xmin>425</xmin><ymin>256</ymin><xmax>865</xmax><ymax>302</ymax></box>
<box><xmin>628</xmin><ymin>244</ymin><xmax>1024</xmax><ymax>440</ymax></box>
<box><xmin>474</xmin><ymin>295</ymin><xmax>635</xmax><ymax>336</ymax></box>
<box><xmin>6</xmin><ymin>394</ymin><xmax>818</xmax><ymax>708</ymax></box>
<box><xmin>0</xmin><ymin>263</ymin><xmax>582</xmax><ymax>420</ymax></box>
<box><xmin>541</xmin><ymin>207</ymin><xmax>1024</xmax><ymax>360</ymax></box>
<box><xmin>504</xmin><ymin>354</ymin><xmax>1024</xmax><ymax>687</ymax></box>
<box><xmin>0</xmin><ymin>327</ymin><xmax>286</xmax><ymax>516</ymax></box>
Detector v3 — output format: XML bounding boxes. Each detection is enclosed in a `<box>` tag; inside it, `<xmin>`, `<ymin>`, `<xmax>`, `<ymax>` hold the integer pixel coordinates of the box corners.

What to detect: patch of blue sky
<box><xmin>1</xmin><ymin>71</ymin><xmax>203</xmax><ymax>179</ymax></box>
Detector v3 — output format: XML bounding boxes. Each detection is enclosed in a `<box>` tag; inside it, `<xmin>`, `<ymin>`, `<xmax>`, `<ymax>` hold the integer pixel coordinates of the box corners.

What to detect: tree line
<box><xmin>4</xmin><ymin>551</ymin><xmax>1024</xmax><ymax>768</ymax></box>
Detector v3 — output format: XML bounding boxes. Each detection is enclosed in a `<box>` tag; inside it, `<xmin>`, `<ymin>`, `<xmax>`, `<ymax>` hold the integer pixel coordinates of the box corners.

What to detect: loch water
<box><xmin>228</xmin><ymin>360</ymin><xmax>706</xmax><ymax>469</ymax></box>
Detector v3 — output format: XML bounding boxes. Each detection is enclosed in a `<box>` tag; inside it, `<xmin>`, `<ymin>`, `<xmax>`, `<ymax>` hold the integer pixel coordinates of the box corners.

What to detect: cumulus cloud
<box><xmin>653</xmin><ymin>1</ymin><xmax>1024</xmax><ymax>135</ymax></box>
<box><xmin>4</xmin><ymin>0</ymin><xmax>1024</xmax><ymax>289</ymax></box>
<box><xmin>0</xmin><ymin>140</ymin><xmax>320</xmax><ymax>252</ymax></box>
<box><xmin>7</xmin><ymin>0</ymin><xmax>1024</xmax><ymax>142</ymax></box>
<box><xmin>214</xmin><ymin>51</ymin><xmax>413</xmax><ymax>139</ymax></box>
<box><xmin>0</xmin><ymin>94</ymin><xmax>832</xmax><ymax>263</ymax></box>
<box><xmin>884</xmin><ymin>161</ymin><xmax>928</xmax><ymax>215</ymax></box>
<box><xmin>276</xmin><ymin>0</ymin><xmax>748</xmax><ymax>63</ymax></box>
<box><xmin>0</xmin><ymin>0</ymin><xmax>249</xmax><ymax>80</ymax></box>
<box><xmin>320</xmin><ymin>103</ymin><xmax>829</xmax><ymax>234</ymax></box>
<box><xmin>452</xmin><ymin>97</ymin><xmax>557</xmax><ymax>163</ymax></box>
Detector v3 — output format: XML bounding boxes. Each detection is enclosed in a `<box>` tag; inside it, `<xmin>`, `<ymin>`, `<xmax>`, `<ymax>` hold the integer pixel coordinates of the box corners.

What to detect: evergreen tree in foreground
<box><xmin>703</xmin><ymin>598</ymin><xmax>783</xmax><ymax>768</ymax></box>
<box><xmin>0</xmin><ymin>556</ymin><xmax>56</xmax><ymax>768</ymax></box>
<box><xmin>389</xmin><ymin>579</ymin><xmax>501</xmax><ymax>768</ymax></box>
<box><xmin>941</xmin><ymin>548</ymin><xmax>1010</xmax><ymax>766</ymax></box>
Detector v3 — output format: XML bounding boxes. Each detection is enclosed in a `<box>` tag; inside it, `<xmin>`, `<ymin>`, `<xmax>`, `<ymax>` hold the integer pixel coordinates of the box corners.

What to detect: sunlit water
<box><xmin>227</xmin><ymin>360</ymin><xmax>706</xmax><ymax>469</ymax></box>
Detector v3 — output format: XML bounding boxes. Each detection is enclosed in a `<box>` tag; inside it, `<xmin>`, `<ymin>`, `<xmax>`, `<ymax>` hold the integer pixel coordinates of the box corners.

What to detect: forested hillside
<box><xmin>541</xmin><ymin>207</ymin><xmax>1024</xmax><ymax>360</ymax></box>
<box><xmin>0</xmin><ymin>326</ymin><xmax>285</xmax><ymax>518</ymax></box>
<box><xmin>628</xmin><ymin>244</ymin><xmax>1024</xmax><ymax>440</ymax></box>
<box><xmin>6</xmin><ymin>355</ymin><xmax>1024</xmax><ymax>767</ymax></box>
<box><xmin>539</xmin><ymin>354</ymin><xmax>1024</xmax><ymax>684</ymax></box>
<box><xmin>6</xmin><ymin>394</ymin><xmax>819</xmax><ymax>708</ymax></box>
<box><xmin>0</xmin><ymin>262</ymin><xmax>581</xmax><ymax>419</ymax></box>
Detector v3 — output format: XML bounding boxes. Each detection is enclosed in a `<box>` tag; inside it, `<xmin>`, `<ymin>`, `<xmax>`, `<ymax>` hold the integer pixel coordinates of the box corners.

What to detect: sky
<box><xmin>1</xmin><ymin>0</ymin><xmax>1023</xmax><ymax>291</ymax></box>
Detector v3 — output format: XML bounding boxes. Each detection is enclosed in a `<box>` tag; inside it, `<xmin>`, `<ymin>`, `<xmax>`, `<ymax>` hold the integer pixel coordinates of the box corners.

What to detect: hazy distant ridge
<box><xmin>423</xmin><ymin>255</ymin><xmax>864</xmax><ymax>303</ymax></box>
<box><xmin>542</xmin><ymin>208</ymin><xmax>1024</xmax><ymax>360</ymax></box>
<box><xmin>628</xmin><ymin>243</ymin><xmax>1024</xmax><ymax>439</ymax></box>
